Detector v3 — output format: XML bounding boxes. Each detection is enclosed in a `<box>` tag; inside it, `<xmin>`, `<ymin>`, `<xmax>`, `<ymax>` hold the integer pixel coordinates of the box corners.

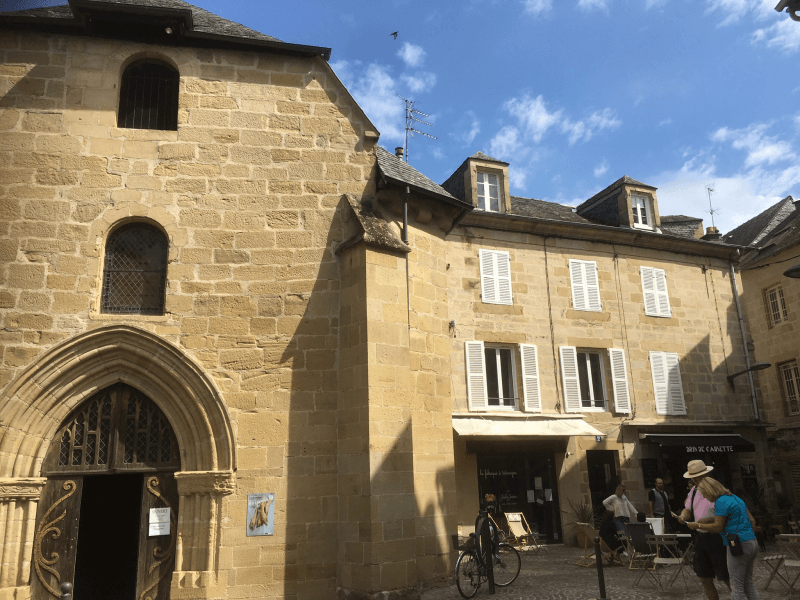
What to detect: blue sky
<box><xmin>3</xmin><ymin>0</ymin><xmax>800</xmax><ymax>234</ymax></box>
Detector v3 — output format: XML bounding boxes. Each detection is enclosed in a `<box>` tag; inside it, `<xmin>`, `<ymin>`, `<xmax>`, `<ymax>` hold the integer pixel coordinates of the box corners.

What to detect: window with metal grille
<box><xmin>102</xmin><ymin>223</ymin><xmax>168</xmax><ymax>315</ymax></box>
<box><xmin>766</xmin><ymin>285</ymin><xmax>788</xmax><ymax>327</ymax></box>
<box><xmin>780</xmin><ymin>361</ymin><xmax>800</xmax><ymax>416</ymax></box>
<box><xmin>118</xmin><ymin>59</ymin><xmax>179</xmax><ymax>131</ymax></box>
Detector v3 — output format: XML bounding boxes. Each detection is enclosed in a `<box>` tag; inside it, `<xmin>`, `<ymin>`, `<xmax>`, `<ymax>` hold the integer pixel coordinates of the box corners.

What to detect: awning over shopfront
<box><xmin>453</xmin><ymin>418</ymin><xmax>605</xmax><ymax>437</ymax></box>
<box><xmin>642</xmin><ymin>433</ymin><xmax>755</xmax><ymax>453</ymax></box>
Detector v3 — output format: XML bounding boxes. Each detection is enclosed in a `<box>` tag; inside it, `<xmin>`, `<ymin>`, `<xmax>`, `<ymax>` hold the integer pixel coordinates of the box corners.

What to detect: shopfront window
<box><xmin>477</xmin><ymin>453</ymin><xmax>561</xmax><ymax>543</ymax></box>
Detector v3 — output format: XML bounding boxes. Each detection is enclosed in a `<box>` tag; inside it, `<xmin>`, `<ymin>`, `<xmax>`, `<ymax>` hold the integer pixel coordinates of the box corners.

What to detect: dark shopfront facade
<box><xmin>638</xmin><ymin>431</ymin><xmax>761</xmax><ymax>514</ymax></box>
<box><xmin>471</xmin><ymin>440</ymin><xmax>564</xmax><ymax>544</ymax></box>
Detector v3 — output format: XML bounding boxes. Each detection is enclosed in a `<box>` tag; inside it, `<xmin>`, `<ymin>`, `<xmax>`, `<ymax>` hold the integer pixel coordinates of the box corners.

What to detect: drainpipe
<box><xmin>404</xmin><ymin>186</ymin><xmax>411</xmax><ymax>335</ymax></box>
<box><xmin>730</xmin><ymin>260</ymin><xmax>759</xmax><ymax>421</ymax></box>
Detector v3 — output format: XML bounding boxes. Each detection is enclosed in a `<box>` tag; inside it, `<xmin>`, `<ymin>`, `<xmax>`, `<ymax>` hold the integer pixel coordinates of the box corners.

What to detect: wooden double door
<box><xmin>31</xmin><ymin>384</ymin><xmax>180</xmax><ymax>600</ymax></box>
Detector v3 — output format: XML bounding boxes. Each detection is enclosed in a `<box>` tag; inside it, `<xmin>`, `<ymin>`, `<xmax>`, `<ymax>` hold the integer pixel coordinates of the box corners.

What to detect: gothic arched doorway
<box><xmin>31</xmin><ymin>383</ymin><xmax>180</xmax><ymax>600</ymax></box>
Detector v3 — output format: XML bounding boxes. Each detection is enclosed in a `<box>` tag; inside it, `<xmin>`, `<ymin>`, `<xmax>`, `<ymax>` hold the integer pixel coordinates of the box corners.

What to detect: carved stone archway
<box><xmin>0</xmin><ymin>325</ymin><xmax>236</xmax><ymax>599</ymax></box>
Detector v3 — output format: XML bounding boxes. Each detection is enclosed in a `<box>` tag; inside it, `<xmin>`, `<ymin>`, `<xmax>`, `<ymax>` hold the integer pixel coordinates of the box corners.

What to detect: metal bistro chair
<box><xmin>625</xmin><ymin>522</ymin><xmax>658</xmax><ymax>587</ymax></box>
<box><xmin>779</xmin><ymin>534</ymin><xmax>800</xmax><ymax>593</ymax></box>
<box><xmin>648</xmin><ymin>533</ymin><xmax>691</xmax><ymax>590</ymax></box>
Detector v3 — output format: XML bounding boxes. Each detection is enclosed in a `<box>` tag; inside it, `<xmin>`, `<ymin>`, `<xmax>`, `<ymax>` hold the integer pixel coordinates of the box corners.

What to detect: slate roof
<box><xmin>661</xmin><ymin>215</ymin><xmax>702</xmax><ymax>223</ymax></box>
<box><xmin>660</xmin><ymin>215</ymin><xmax>703</xmax><ymax>239</ymax></box>
<box><xmin>0</xmin><ymin>0</ymin><xmax>313</xmax><ymax>48</ymax></box>
<box><xmin>509</xmin><ymin>197</ymin><xmax>592</xmax><ymax>224</ymax></box>
<box><xmin>740</xmin><ymin>208</ymin><xmax>800</xmax><ymax>269</ymax></box>
<box><xmin>723</xmin><ymin>196</ymin><xmax>795</xmax><ymax>247</ymax></box>
<box><xmin>376</xmin><ymin>146</ymin><xmax>464</xmax><ymax>205</ymax></box>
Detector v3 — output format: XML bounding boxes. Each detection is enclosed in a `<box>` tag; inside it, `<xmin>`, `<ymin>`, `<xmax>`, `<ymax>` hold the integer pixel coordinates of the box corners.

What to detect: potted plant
<box><xmin>564</xmin><ymin>499</ymin><xmax>600</xmax><ymax>547</ymax></box>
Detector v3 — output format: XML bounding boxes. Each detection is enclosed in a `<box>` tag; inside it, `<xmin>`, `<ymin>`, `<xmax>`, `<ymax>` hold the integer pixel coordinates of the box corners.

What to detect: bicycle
<box><xmin>454</xmin><ymin>522</ymin><xmax>521</xmax><ymax>598</ymax></box>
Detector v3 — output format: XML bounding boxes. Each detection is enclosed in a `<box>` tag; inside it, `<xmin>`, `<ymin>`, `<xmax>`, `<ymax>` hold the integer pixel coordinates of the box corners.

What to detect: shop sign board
<box><xmin>686</xmin><ymin>445</ymin><xmax>735</xmax><ymax>453</ymax></box>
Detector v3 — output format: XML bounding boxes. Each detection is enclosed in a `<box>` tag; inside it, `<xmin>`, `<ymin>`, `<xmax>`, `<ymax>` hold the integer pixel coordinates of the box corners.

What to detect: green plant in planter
<box><xmin>564</xmin><ymin>499</ymin><xmax>600</xmax><ymax>529</ymax></box>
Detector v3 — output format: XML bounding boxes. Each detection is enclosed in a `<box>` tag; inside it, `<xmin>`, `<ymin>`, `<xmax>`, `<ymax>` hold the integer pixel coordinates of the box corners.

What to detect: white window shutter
<box><xmin>465</xmin><ymin>341</ymin><xmax>488</xmax><ymax>411</ymax></box>
<box><xmin>666</xmin><ymin>352</ymin><xmax>686</xmax><ymax>415</ymax></box>
<box><xmin>519</xmin><ymin>344</ymin><xmax>541</xmax><ymax>413</ymax></box>
<box><xmin>479</xmin><ymin>249</ymin><xmax>497</xmax><ymax>304</ymax></box>
<box><xmin>650</xmin><ymin>351</ymin><xmax>669</xmax><ymax>415</ymax></box>
<box><xmin>479</xmin><ymin>250</ymin><xmax>512</xmax><ymax>305</ymax></box>
<box><xmin>569</xmin><ymin>260</ymin><xmax>587</xmax><ymax>311</ymax></box>
<box><xmin>608</xmin><ymin>348</ymin><xmax>631</xmax><ymax>414</ymax></box>
<box><xmin>641</xmin><ymin>267</ymin><xmax>658</xmax><ymax>316</ymax></box>
<box><xmin>559</xmin><ymin>346</ymin><xmax>582</xmax><ymax>413</ymax></box>
<box><xmin>570</xmin><ymin>259</ymin><xmax>601</xmax><ymax>312</ymax></box>
<box><xmin>585</xmin><ymin>261</ymin><xmax>602</xmax><ymax>311</ymax></box>
<box><xmin>495</xmin><ymin>252</ymin><xmax>512</xmax><ymax>305</ymax></box>
<box><xmin>654</xmin><ymin>269</ymin><xmax>671</xmax><ymax>317</ymax></box>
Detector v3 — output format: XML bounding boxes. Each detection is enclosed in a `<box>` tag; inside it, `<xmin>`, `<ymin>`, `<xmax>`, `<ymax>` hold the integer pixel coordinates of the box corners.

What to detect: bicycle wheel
<box><xmin>455</xmin><ymin>550</ymin><xmax>481</xmax><ymax>598</ymax></box>
<box><xmin>491</xmin><ymin>543</ymin><xmax>521</xmax><ymax>587</ymax></box>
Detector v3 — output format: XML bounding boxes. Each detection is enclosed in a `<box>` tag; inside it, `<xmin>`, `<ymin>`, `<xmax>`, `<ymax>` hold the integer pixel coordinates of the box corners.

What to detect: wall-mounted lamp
<box><xmin>727</xmin><ymin>362</ymin><xmax>772</xmax><ymax>388</ymax></box>
<box><xmin>565</xmin><ymin>451</ymin><xmax>572</xmax><ymax>459</ymax></box>
<box><xmin>784</xmin><ymin>263</ymin><xmax>800</xmax><ymax>278</ymax></box>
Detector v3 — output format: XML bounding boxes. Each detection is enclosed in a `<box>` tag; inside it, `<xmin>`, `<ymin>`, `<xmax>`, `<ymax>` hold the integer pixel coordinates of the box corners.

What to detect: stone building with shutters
<box><xmin>724</xmin><ymin>197</ymin><xmax>800</xmax><ymax>512</ymax></box>
<box><xmin>0</xmin><ymin>1</ymin><xmax>772</xmax><ymax>599</ymax></box>
<box><xmin>412</xmin><ymin>152</ymin><xmax>768</xmax><ymax>542</ymax></box>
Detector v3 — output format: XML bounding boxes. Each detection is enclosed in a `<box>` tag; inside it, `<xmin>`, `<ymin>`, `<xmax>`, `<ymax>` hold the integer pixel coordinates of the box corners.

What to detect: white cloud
<box><xmin>659</xmin><ymin>118</ymin><xmax>673</xmax><ymax>126</ymax></box>
<box><xmin>401</xmin><ymin>72</ymin><xmax>437</xmax><ymax>94</ymax></box>
<box><xmin>711</xmin><ymin>123</ymin><xmax>795</xmax><ymax>167</ymax></box>
<box><xmin>577</xmin><ymin>0</ymin><xmax>608</xmax><ymax>12</ymax></box>
<box><xmin>397</xmin><ymin>42</ymin><xmax>426</xmax><ymax>68</ymax></box>
<box><xmin>594</xmin><ymin>160</ymin><xmax>609</xmax><ymax>178</ymax></box>
<box><xmin>504</xmin><ymin>94</ymin><xmax>562</xmax><ymax>143</ymax></box>
<box><xmin>523</xmin><ymin>0</ymin><xmax>552</xmax><ymax>16</ymax></box>
<box><xmin>561</xmin><ymin>108</ymin><xmax>622</xmax><ymax>144</ymax></box>
<box><xmin>489</xmin><ymin>126</ymin><xmax>524</xmax><ymax>160</ymax></box>
<box><xmin>645</xmin><ymin>0</ymin><xmax>666</xmax><ymax>8</ymax></box>
<box><xmin>753</xmin><ymin>19</ymin><xmax>800</xmax><ymax>53</ymax></box>
<box><xmin>705</xmin><ymin>0</ymin><xmax>750</xmax><ymax>26</ymax></box>
<box><xmin>464</xmin><ymin>117</ymin><xmax>481</xmax><ymax>145</ymax></box>
<box><xmin>333</xmin><ymin>61</ymin><xmax>405</xmax><ymax>142</ymax></box>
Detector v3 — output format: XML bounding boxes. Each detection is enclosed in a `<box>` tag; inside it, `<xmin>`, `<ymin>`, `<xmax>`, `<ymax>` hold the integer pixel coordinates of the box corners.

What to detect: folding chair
<box><xmin>648</xmin><ymin>534</ymin><xmax>691</xmax><ymax>590</ymax></box>
<box><xmin>625</xmin><ymin>522</ymin><xmax>658</xmax><ymax>587</ymax></box>
<box><xmin>574</xmin><ymin>522</ymin><xmax>625</xmax><ymax>568</ymax></box>
<box><xmin>504</xmin><ymin>512</ymin><xmax>547</xmax><ymax>553</ymax></box>
<box><xmin>761</xmin><ymin>549</ymin><xmax>789</xmax><ymax>590</ymax></box>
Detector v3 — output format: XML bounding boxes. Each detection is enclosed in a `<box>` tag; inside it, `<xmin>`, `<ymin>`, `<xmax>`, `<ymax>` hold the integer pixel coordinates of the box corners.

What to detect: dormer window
<box><xmin>477</xmin><ymin>171</ymin><xmax>501</xmax><ymax>212</ymax></box>
<box><xmin>632</xmin><ymin>196</ymin><xmax>651</xmax><ymax>229</ymax></box>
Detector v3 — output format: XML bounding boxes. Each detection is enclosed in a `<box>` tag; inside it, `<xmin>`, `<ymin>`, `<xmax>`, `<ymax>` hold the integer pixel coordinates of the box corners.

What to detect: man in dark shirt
<box><xmin>648</xmin><ymin>477</ymin><xmax>672</xmax><ymax>532</ymax></box>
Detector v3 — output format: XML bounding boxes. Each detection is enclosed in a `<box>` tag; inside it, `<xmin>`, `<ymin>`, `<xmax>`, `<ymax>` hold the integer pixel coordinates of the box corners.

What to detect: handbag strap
<box><xmin>689</xmin><ymin>487</ymin><xmax>698</xmax><ymax>521</ymax></box>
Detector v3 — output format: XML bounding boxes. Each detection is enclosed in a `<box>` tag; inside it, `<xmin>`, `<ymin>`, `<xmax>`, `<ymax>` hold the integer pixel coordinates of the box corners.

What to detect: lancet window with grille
<box><xmin>101</xmin><ymin>223</ymin><xmax>168</xmax><ymax>315</ymax></box>
<box><xmin>118</xmin><ymin>59</ymin><xmax>179</xmax><ymax>131</ymax></box>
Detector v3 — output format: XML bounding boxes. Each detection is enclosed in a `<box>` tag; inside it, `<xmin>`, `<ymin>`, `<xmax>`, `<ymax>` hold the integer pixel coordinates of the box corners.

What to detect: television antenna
<box><xmin>706</xmin><ymin>182</ymin><xmax>718</xmax><ymax>229</ymax></box>
<box><xmin>398</xmin><ymin>94</ymin><xmax>436</xmax><ymax>164</ymax></box>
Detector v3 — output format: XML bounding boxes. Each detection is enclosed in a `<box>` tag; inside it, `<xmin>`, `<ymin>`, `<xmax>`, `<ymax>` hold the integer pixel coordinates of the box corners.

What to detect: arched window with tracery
<box><xmin>118</xmin><ymin>59</ymin><xmax>179</xmax><ymax>131</ymax></box>
<box><xmin>101</xmin><ymin>222</ymin><xmax>168</xmax><ymax>315</ymax></box>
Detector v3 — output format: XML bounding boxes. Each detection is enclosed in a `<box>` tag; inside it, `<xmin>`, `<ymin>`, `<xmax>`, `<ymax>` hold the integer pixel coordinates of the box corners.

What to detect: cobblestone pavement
<box><xmin>421</xmin><ymin>543</ymin><xmax>797</xmax><ymax>599</ymax></box>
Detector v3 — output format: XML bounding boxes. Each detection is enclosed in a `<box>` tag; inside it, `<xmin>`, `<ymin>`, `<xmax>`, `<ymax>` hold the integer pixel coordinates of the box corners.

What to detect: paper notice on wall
<box><xmin>148</xmin><ymin>507</ymin><xmax>170</xmax><ymax>536</ymax></box>
<box><xmin>527</xmin><ymin>490</ymin><xmax>536</xmax><ymax>503</ymax></box>
<box><xmin>534</xmin><ymin>477</ymin><xmax>543</xmax><ymax>489</ymax></box>
<box><xmin>544</xmin><ymin>489</ymin><xmax>552</xmax><ymax>502</ymax></box>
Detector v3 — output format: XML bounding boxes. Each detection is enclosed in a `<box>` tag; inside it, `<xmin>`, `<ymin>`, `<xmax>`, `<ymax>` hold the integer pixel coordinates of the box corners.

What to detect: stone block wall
<box><xmin>0</xmin><ymin>29</ymin><xmax>380</xmax><ymax>600</ymax></box>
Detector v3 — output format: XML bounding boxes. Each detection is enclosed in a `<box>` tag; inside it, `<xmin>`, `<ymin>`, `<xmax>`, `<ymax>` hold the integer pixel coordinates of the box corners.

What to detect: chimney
<box><xmin>395</xmin><ymin>147</ymin><xmax>404</xmax><ymax>159</ymax></box>
<box><xmin>702</xmin><ymin>226</ymin><xmax>722</xmax><ymax>241</ymax></box>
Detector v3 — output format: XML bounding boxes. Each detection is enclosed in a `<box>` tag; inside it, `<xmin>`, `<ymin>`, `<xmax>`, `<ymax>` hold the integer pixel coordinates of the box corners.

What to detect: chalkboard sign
<box><xmin>642</xmin><ymin>458</ymin><xmax>660</xmax><ymax>489</ymax></box>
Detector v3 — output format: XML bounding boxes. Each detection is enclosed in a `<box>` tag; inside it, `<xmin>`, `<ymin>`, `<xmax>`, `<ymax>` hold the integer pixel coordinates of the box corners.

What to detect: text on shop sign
<box><xmin>686</xmin><ymin>445</ymin><xmax>734</xmax><ymax>453</ymax></box>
